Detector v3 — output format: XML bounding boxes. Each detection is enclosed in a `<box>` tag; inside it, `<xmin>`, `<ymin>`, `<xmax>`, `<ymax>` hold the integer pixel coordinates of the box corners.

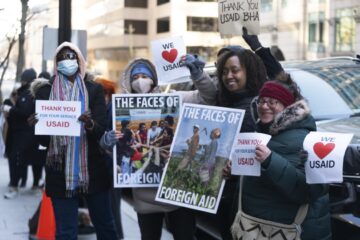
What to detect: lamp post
<box><xmin>58</xmin><ymin>0</ymin><xmax>72</xmax><ymax>45</ymax></box>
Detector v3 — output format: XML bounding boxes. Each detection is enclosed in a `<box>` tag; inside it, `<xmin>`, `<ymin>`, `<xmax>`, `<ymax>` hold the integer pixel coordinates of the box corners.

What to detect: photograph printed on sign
<box><xmin>156</xmin><ymin>103</ymin><xmax>244</xmax><ymax>214</ymax></box>
<box><xmin>112</xmin><ymin>93</ymin><xmax>181</xmax><ymax>188</ymax></box>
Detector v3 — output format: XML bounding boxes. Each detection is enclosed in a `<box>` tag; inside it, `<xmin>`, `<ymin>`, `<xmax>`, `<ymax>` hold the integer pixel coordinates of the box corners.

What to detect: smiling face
<box><xmin>221</xmin><ymin>55</ymin><xmax>247</xmax><ymax>92</ymax></box>
<box><xmin>257</xmin><ymin>97</ymin><xmax>285</xmax><ymax>124</ymax></box>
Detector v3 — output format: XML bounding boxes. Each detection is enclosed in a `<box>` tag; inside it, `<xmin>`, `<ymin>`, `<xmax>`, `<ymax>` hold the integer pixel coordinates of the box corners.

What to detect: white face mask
<box><xmin>131</xmin><ymin>78</ymin><xmax>154</xmax><ymax>93</ymax></box>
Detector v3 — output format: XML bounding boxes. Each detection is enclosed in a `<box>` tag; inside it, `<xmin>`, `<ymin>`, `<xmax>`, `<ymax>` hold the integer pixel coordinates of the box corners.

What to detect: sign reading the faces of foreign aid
<box><xmin>304</xmin><ymin>132</ymin><xmax>353</xmax><ymax>184</ymax></box>
<box><xmin>35</xmin><ymin>100</ymin><xmax>81</xmax><ymax>136</ymax></box>
<box><xmin>112</xmin><ymin>93</ymin><xmax>181</xmax><ymax>188</ymax></box>
<box><xmin>156</xmin><ymin>103</ymin><xmax>244</xmax><ymax>214</ymax></box>
<box><xmin>151</xmin><ymin>36</ymin><xmax>190</xmax><ymax>86</ymax></box>
<box><xmin>231</xmin><ymin>133</ymin><xmax>271</xmax><ymax>176</ymax></box>
<box><xmin>218</xmin><ymin>0</ymin><xmax>260</xmax><ymax>38</ymax></box>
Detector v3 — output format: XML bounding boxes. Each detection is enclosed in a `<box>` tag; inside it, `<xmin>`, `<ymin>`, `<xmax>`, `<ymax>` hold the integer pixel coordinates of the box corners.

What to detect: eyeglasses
<box><xmin>256</xmin><ymin>98</ymin><xmax>279</xmax><ymax>108</ymax></box>
<box><xmin>56</xmin><ymin>52</ymin><xmax>77</xmax><ymax>61</ymax></box>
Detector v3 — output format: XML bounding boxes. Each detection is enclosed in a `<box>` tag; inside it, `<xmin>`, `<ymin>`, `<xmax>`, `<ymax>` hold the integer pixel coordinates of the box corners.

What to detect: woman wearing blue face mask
<box><xmin>31</xmin><ymin>42</ymin><xmax>117</xmax><ymax>240</ymax></box>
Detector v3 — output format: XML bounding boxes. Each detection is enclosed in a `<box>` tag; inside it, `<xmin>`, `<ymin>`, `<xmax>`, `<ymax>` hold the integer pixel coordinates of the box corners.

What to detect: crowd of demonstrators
<box><xmin>226</xmin><ymin>74</ymin><xmax>332</xmax><ymax>240</ymax></box>
<box><xmin>2</xmin><ymin>68</ymin><xmax>39</xmax><ymax>199</ymax></box>
<box><xmin>31</xmin><ymin>42</ymin><xmax>117</xmax><ymax>239</ymax></box>
<box><xmin>100</xmin><ymin>56</ymin><xmax>217</xmax><ymax>240</ymax></box>
<box><xmin>0</xmin><ymin>27</ymin><xmax>333</xmax><ymax>239</ymax></box>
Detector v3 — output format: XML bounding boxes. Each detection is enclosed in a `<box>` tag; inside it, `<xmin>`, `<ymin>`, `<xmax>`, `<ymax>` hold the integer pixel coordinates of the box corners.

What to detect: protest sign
<box><xmin>231</xmin><ymin>132</ymin><xmax>271</xmax><ymax>176</ymax></box>
<box><xmin>304</xmin><ymin>132</ymin><xmax>353</xmax><ymax>184</ymax></box>
<box><xmin>151</xmin><ymin>36</ymin><xmax>190</xmax><ymax>85</ymax></box>
<box><xmin>218</xmin><ymin>0</ymin><xmax>260</xmax><ymax>38</ymax></box>
<box><xmin>156</xmin><ymin>103</ymin><xmax>244</xmax><ymax>214</ymax></box>
<box><xmin>35</xmin><ymin>100</ymin><xmax>81</xmax><ymax>136</ymax></box>
<box><xmin>112</xmin><ymin>93</ymin><xmax>181</xmax><ymax>188</ymax></box>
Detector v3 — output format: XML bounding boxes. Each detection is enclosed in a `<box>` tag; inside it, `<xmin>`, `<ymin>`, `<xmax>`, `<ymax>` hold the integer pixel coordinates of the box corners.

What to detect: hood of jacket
<box><xmin>53</xmin><ymin>41</ymin><xmax>86</xmax><ymax>79</ymax></box>
<box><xmin>256</xmin><ymin>99</ymin><xmax>315</xmax><ymax>135</ymax></box>
<box><xmin>120</xmin><ymin>58</ymin><xmax>159</xmax><ymax>94</ymax></box>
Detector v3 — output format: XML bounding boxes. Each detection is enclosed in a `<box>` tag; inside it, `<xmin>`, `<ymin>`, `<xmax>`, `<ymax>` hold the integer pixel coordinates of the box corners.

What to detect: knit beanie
<box><xmin>130</xmin><ymin>63</ymin><xmax>154</xmax><ymax>81</ymax></box>
<box><xmin>259</xmin><ymin>81</ymin><xmax>295</xmax><ymax>107</ymax></box>
<box><xmin>21</xmin><ymin>68</ymin><xmax>37</xmax><ymax>84</ymax></box>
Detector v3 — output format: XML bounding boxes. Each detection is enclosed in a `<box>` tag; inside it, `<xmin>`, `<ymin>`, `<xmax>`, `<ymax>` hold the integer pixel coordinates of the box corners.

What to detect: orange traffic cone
<box><xmin>36</xmin><ymin>191</ymin><xmax>56</xmax><ymax>240</ymax></box>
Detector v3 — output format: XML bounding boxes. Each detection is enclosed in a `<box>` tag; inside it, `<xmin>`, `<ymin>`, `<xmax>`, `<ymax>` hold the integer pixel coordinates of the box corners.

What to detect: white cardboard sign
<box><xmin>151</xmin><ymin>36</ymin><xmax>190</xmax><ymax>85</ymax></box>
<box><xmin>35</xmin><ymin>100</ymin><xmax>81</xmax><ymax>136</ymax></box>
<box><xmin>304</xmin><ymin>132</ymin><xmax>353</xmax><ymax>184</ymax></box>
<box><xmin>218</xmin><ymin>0</ymin><xmax>260</xmax><ymax>38</ymax></box>
<box><xmin>231</xmin><ymin>132</ymin><xmax>271</xmax><ymax>176</ymax></box>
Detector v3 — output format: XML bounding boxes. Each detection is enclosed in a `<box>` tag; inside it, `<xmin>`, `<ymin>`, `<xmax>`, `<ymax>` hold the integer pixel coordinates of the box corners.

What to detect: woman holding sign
<box><xmin>100</xmin><ymin>58</ymin><xmax>217</xmax><ymax>240</ymax></box>
<box><xmin>229</xmin><ymin>74</ymin><xmax>331</xmax><ymax>240</ymax></box>
<box><xmin>31</xmin><ymin>42</ymin><xmax>117</xmax><ymax>239</ymax></box>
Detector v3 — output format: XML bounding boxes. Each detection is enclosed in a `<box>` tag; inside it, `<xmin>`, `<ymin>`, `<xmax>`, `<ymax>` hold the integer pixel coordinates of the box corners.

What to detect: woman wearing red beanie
<box><xmin>230</xmin><ymin>74</ymin><xmax>331</xmax><ymax>240</ymax></box>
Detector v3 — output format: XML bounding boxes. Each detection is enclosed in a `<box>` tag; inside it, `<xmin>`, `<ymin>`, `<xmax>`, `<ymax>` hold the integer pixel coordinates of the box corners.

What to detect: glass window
<box><xmin>124</xmin><ymin>0</ymin><xmax>147</xmax><ymax>8</ymax></box>
<box><xmin>187</xmin><ymin>17</ymin><xmax>218</xmax><ymax>32</ymax></box>
<box><xmin>307</xmin><ymin>12</ymin><xmax>325</xmax><ymax>51</ymax></box>
<box><xmin>124</xmin><ymin>20</ymin><xmax>148</xmax><ymax>34</ymax></box>
<box><xmin>335</xmin><ymin>8</ymin><xmax>356</xmax><ymax>52</ymax></box>
<box><xmin>281</xmin><ymin>0</ymin><xmax>288</xmax><ymax>8</ymax></box>
<box><xmin>261</xmin><ymin>0</ymin><xmax>272</xmax><ymax>12</ymax></box>
<box><xmin>157</xmin><ymin>0</ymin><xmax>169</xmax><ymax>5</ymax></box>
<box><xmin>157</xmin><ymin>17</ymin><xmax>170</xmax><ymax>33</ymax></box>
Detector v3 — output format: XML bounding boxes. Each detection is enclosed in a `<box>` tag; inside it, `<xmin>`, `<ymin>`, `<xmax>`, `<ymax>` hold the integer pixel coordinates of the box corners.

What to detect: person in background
<box><xmin>31</xmin><ymin>42</ymin><xmax>117</xmax><ymax>239</ymax></box>
<box><xmin>2</xmin><ymin>68</ymin><xmax>38</xmax><ymax>199</ymax></box>
<box><xmin>100</xmin><ymin>56</ymin><xmax>217</xmax><ymax>240</ymax></box>
<box><xmin>3</xmin><ymin>89</ymin><xmax>17</xmax><ymax>186</ymax></box>
<box><xmin>147</xmin><ymin>120</ymin><xmax>161</xmax><ymax>146</ymax></box>
<box><xmin>227</xmin><ymin>74</ymin><xmax>331</xmax><ymax>240</ymax></box>
<box><xmin>95</xmin><ymin>76</ymin><xmax>124</xmax><ymax>240</ymax></box>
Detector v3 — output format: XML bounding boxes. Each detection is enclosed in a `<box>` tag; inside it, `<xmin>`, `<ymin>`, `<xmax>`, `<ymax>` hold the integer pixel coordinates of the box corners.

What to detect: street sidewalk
<box><xmin>0</xmin><ymin>157</ymin><xmax>172</xmax><ymax>240</ymax></box>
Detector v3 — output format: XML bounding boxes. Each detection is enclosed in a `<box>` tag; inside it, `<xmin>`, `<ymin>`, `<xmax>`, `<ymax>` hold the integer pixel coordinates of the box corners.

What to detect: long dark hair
<box><xmin>216</xmin><ymin>49</ymin><xmax>267</xmax><ymax>106</ymax></box>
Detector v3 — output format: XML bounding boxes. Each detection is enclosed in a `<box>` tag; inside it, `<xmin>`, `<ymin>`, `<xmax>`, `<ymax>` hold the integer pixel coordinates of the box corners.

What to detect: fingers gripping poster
<box><xmin>112</xmin><ymin>93</ymin><xmax>181</xmax><ymax>188</ymax></box>
<box><xmin>218</xmin><ymin>0</ymin><xmax>260</xmax><ymax>38</ymax></box>
<box><xmin>156</xmin><ymin>103</ymin><xmax>244</xmax><ymax>214</ymax></box>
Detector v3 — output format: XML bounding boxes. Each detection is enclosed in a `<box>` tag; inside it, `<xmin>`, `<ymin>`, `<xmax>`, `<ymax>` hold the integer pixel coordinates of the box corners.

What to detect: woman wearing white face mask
<box><xmin>100</xmin><ymin>58</ymin><xmax>218</xmax><ymax>240</ymax></box>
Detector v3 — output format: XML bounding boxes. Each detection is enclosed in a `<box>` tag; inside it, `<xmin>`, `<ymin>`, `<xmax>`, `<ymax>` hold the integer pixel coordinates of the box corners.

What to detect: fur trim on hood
<box><xmin>30</xmin><ymin>78</ymin><xmax>51</xmax><ymax>98</ymax></box>
<box><xmin>269</xmin><ymin>99</ymin><xmax>311</xmax><ymax>135</ymax></box>
<box><xmin>53</xmin><ymin>42</ymin><xmax>86</xmax><ymax>79</ymax></box>
<box><xmin>120</xmin><ymin>58</ymin><xmax>159</xmax><ymax>94</ymax></box>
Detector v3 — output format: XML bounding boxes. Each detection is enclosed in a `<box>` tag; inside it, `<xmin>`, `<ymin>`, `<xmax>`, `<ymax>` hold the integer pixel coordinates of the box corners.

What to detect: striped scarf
<box><xmin>47</xmin><ymin>73</ymin><xmax>89</xmax><ymax>196</ymax></box>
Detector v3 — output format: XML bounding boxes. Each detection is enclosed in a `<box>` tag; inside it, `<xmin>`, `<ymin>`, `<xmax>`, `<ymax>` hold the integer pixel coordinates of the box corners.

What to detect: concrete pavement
<box><xmin>0</xmin><ymin>157</ymin><xmax>172</xmax><ymax>240</ymax></box>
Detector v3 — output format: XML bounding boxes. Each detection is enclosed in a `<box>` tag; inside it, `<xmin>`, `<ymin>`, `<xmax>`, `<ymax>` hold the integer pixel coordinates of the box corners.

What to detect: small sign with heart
<box><xmin>304</xmin><ymin>131</ymin><xmax>353</xmax><ymax>184</ymax></box>
<box><xmin>151</xmin><ymin>36</ymin><xmax>190</xmax><ymax>86</ymax></box>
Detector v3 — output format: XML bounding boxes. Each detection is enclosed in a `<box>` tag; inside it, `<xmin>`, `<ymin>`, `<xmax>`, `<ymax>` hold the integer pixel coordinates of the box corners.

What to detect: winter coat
<box><xmin>242</xmin><ymin>100</ymin><xmax>331</xmax><ymax>240</ymax></box>
<box><xmin>31</xmin><ymin>43</ymin><xmax>110</xmax><ymax>198</ymax></box>
<box><xmin>8</xmin><ymin>84</ymin><xmax>38</xmax><ymax>163</ymax></box>
<box><xmin>120</xmin><ymin>58</ymin><xmax>217</xmax><ymax>214</ymax></box>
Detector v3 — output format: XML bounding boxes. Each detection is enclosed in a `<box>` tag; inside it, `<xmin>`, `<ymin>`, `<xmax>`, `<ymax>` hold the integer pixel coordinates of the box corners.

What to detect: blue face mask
<box><xmin>57</xmin><ymin>59</ymin><xmax>79</xmax><ymax>76</ymax></box>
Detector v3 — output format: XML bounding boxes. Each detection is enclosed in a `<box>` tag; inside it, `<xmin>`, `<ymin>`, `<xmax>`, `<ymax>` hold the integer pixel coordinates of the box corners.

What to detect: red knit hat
<box><xmin>259</xmin><ymin>82</ymin><xmax>295</xmax><ymax>107</ymax></box>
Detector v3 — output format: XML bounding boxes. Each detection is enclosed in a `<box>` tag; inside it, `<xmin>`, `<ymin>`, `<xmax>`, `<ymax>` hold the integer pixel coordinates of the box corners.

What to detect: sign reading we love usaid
<box><xmin>151</xmin><ymin>36</ymin><xmax>190</xmax><ymax>85</ymax></box>
<box><xmin>35</xmin><ymin>100</ymin><xmax>81</xmax><ymax>136</ymax></box>
<box><xmin>231</xmin><ymin>133</ymin><xmax>271</xmax><ymax>176</ymax></box>
<box><xmin>218</xmin><ymin>0</ymin><xmax>260</xmax><ymax>38</ymax></box>
<box><xmin>304</xmin><ymin>132</ymin><xmax>353</xmax><ymax>184</ymax></box>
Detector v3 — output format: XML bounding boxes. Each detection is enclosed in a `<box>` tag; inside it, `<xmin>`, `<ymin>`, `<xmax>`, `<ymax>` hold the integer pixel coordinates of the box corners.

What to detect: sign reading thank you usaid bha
<box><xmin>156</xmin><ymin>103</ymin><xmax>244</xmax><ymax>214</ymax></box>
<box><xmin>35</xmin><ymin>100</ymin><xmax>81</xmax><ymax>136</ymax></box>
<box><xmin>151</xmin><ymin>36</ymin><xmax>190</xmax><ymax>85</ymax></box>
<box><xmin>112</xmin><ymin>93</ymin><xmax>181</xmax><ymax>188</ymax></box>
<box><xmin>218</xmin><ymin>0</ymin><xmax>260</xmax><ymax>38</ymax></box>
<box><xmin>304</xmin><ymin>132</ymin><xmax>353</xmax><ymax>184</ymax></box>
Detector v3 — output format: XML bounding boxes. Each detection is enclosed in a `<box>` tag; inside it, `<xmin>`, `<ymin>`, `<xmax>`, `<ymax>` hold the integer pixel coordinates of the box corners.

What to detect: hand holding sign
<box><xmin>180</xmin><ymin>54</ymin><xmax>205</xmax><ymax>80</ymax></box>
<box><xmin>151</xmin><ymin>36</ymin><xmax>190</xmax><ymax>85</ymax></box>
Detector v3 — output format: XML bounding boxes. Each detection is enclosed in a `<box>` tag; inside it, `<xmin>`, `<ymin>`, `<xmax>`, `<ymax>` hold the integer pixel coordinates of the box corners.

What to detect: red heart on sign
<box><xmin>162</xmin><ymin>49</ymin><xmax>178</xmax><ymax>63</ymax></box>
<box><xmin>313</xmin><ymin>142</ymin><xmax>335</xmax><ymax>159</ymax></box>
